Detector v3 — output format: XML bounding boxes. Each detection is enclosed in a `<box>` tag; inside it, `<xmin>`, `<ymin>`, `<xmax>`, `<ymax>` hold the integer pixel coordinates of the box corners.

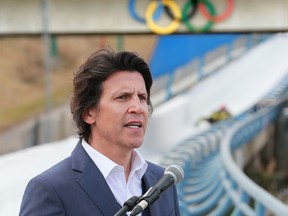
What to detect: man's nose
<box><xmin>128</xmin><ymin>98</ymin><xmax>143</xmax><ymax>113</ymax></box>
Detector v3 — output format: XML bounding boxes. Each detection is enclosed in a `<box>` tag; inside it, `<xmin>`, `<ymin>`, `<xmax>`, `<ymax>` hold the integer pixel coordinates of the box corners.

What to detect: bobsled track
<box><xmin>155</xmin><ymin>35</ymin><xmax>288</xmax><ymax>215</ymax></box>
<box><xmin>1</xmin><ymin>33</ymin><xmax>288</xmax><ymax>215</ymax></box>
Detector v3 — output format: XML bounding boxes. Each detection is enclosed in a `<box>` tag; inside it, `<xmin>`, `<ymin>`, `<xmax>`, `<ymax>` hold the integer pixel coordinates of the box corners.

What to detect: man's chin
<box><xmin>129</xmin><ymin>141</ymin><xmax>143</xmax><ymax>149</ymax></box>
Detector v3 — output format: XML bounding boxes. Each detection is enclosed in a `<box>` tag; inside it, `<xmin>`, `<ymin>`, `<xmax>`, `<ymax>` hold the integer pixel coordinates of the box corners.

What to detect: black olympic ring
<box><xmin>164</xmin><ymin>0</ymin><xmax>199</xmax><ymax>22</ymax></box>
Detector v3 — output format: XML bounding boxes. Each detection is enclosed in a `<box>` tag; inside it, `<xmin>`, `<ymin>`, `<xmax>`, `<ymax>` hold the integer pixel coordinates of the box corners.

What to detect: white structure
<box><xmin>0</xmin><ymin>0</ymin><xmax>288</xmax><ymax>34</ymax></box>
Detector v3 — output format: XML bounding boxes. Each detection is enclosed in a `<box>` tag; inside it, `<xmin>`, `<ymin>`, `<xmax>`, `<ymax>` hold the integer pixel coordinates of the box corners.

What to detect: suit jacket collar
<box><xmin>141</xmin><ymin>162</ymin><xmax>164</xmax><ymax>216</ymax></box>
<box><xmin>71</xmin><ymin>139</ymin><xmax>122</xmax><ymax>215</ymax></box>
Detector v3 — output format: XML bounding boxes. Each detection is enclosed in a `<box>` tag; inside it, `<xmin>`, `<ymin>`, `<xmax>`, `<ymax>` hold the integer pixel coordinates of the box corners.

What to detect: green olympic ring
<box><xmin>182</xmin><ymin>0</ymin><xmax>216</xmax><ymax>32</ymax></box>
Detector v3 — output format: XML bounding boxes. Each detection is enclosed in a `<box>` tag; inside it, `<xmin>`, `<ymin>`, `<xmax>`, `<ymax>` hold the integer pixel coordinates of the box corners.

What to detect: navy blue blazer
<box><xmin>19</xmin><ymin>140</ymin><xmax>180</xmax><ymax>216</ymax></box>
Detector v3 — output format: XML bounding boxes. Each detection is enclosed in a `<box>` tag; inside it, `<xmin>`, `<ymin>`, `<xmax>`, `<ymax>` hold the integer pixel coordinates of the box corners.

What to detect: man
<box><xmin>20</xmin><ymin>49</ymin><xmax>180</xmax><ymax>215</ymax></box>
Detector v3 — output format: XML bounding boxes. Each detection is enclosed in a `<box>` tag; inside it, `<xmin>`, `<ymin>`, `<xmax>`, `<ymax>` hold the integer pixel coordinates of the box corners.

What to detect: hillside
<box><xmin>0</xmin><ymin>35</ymin><xmax>157</xmax><ymax>132</ymax></box>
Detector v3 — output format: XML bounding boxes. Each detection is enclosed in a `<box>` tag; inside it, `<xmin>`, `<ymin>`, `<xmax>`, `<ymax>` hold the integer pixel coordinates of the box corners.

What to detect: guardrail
<box><xmin>159</xmin><ymin>74</ymin><xmax>288</xmax><ymax>215</ymax></box>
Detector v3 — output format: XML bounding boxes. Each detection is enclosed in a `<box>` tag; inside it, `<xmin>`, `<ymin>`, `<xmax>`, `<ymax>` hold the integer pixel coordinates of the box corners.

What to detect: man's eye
<box><xmin>139</xmin><ymin>95</ymin><xmax>147</xmax><ymax>101</ymax></box>
<box><xmin>118</xmin><ymin>95</ymin><xmax>128</xmax><ymax>99</ymax></box>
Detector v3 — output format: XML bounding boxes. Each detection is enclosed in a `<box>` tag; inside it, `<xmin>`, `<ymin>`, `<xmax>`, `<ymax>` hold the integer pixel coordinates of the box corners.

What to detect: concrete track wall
<box><xmin>0</xmin><ymin>0</ymin><xmax>288</xmax><ymax>35</ymax></box>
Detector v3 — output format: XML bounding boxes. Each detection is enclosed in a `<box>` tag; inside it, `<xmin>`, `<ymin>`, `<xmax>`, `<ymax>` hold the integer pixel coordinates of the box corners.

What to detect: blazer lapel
<box><xmin>71</xmin><ymin>141</ymin><xmax>122</xmax><ymax>215</ymax></box>
<box><xmin>142</xmin><ymin>166</ymin><xmax>162</xmax><ymax>216</ymax></box>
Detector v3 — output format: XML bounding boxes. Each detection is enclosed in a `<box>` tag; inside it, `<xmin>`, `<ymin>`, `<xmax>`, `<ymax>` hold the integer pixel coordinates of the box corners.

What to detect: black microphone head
<box><xmin>165</xmin><ymin>164</ymin><xmax>184</xmax><ymax>184</ymax></box>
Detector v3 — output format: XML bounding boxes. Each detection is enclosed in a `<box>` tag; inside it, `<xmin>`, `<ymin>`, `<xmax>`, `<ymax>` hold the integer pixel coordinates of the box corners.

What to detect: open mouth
<box><xmin>125</xmin><ymin>122</ymin><xmax>142</xmax><ymax>128</ymax></box>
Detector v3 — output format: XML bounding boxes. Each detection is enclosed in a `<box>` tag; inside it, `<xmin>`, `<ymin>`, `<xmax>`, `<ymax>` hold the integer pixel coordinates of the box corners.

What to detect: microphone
<box><xmin>130</xmin><ymin>164</ymin><xmax>184</xmax><ymax>216</ymax></box>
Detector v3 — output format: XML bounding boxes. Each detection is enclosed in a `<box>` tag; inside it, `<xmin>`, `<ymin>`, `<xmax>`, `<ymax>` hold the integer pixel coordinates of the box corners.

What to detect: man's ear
<box><xmin>82</xmin><ymin>108</ymin><xmax>96</xmax><ymax>125</ymax></box>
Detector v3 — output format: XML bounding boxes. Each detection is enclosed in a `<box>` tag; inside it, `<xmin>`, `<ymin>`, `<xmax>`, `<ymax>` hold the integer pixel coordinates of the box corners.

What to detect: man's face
<box><xmin>85</xmin><ymin>71</ymin><xmax>149</xmax><ymax>153</ymax></box>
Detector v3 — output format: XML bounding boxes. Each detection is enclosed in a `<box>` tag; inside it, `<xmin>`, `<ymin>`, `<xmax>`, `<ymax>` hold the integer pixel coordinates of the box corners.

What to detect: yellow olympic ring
<box><xmin>145</xmin><ymin>0</ymin><xmax>181</xmax><ymax>35</ymax></box>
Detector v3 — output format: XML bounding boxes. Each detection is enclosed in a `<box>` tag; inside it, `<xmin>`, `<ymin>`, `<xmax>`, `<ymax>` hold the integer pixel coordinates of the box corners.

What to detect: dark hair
<box><xmin>70</xmin><ymin>48</ymin><xmax>153</xmax><ymax>142</ymax></box>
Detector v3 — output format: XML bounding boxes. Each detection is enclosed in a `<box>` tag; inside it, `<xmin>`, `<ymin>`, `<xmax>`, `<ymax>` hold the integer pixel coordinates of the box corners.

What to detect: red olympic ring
<box><xmin>199</xmin><ymin>0</ymin><xmax>234</xmax><ymax>22</ymax></box>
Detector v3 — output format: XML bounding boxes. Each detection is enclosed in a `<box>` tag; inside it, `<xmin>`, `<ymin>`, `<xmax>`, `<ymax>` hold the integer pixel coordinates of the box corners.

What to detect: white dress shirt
<box><xmin>82</xmin><ymin>140</ymin><xmax>148</xmax><ymax>213</ymax></box>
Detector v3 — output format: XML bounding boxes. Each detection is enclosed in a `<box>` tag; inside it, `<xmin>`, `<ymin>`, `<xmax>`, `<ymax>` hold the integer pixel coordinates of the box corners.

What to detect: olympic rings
<box><xmin>164</xmin><ymin>0</ymin><xmax>199</xmax><ymax>22</ymax></box>
<box><xmin>199</xmin><ymin>0</ymin><xmax>234</xmax><ymax>22</ymax></box>
<box><xmin>145</xmin><ymin>0</ymin><xmax>181</xmax><ymax>35</ymax></box>
<box><xmin>128</xmin><ymin>0</ymin><xmax>163</xmax><ymax>23</ymax></box>
<box><xmin>128</xmin><ymin>0</ymin><xmax>235</xmax><ymax>34</ymax></box>
<box><xmin>182</xmin><ymin>0</ymin><xmax>216</xmax><ymax>32</ymax></box>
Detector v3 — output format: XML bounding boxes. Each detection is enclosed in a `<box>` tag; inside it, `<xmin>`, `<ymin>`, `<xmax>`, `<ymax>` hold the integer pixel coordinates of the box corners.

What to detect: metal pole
<box><xmin>41</xmin><ymin>0</ymin><xmax>52</xmax><ymax>143</ymax></box>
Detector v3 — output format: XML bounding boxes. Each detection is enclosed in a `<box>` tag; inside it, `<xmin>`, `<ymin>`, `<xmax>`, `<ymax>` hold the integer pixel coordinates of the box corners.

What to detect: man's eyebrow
<box><xmin>112</xmin><ymin>89</ymin><xmax>134</xmax><ymax>96</ymax></box>
<box><xmin>138</xmin><ymin>91</ymin><xmax>148</xmax><ymax>96</ymax></box>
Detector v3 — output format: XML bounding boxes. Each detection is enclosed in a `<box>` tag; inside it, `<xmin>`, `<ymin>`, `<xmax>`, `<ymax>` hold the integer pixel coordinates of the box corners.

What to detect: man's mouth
<box><xmin>125</xmin><ymin>122</ymin><xmax>142</xmax><ymax>128</ymax></box>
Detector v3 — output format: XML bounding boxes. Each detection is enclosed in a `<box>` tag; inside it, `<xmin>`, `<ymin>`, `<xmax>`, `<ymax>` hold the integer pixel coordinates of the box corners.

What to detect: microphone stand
<box><xmin>114</xmin><ymin>196</ymin><xmax>140</xmax><ymax>216</ymax></box>
<box><xmin>130</xmin><ymin>187</ymin><xmax>158</xmax><ymax>216</ymax></box>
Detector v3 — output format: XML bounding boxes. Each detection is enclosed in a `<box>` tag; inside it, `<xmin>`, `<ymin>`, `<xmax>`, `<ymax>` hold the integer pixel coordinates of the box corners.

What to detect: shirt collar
<box><xmin>130</xmin><ymin>149</ymin><xmax>148</xmax><ymax>180</ymax></box>
<box><xmin>81</xmin><ymin>139</ymin><xmax>147</xmax><ymax>180</ymax></box>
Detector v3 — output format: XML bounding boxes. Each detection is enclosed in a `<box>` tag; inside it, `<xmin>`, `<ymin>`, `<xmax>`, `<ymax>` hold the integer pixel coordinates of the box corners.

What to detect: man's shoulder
<box><xmin>31</xmin><ymin>156</ymin><xmax>72</xmax><ymax>186</ymax></box>
<box><xmin>31</xmin><ymin>141</ymin><xmax>85</xmax><ymax>184</ymax></box>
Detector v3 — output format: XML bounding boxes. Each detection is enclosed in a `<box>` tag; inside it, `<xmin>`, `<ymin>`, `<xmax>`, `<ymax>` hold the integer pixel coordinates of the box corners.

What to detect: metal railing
<box><xmin>159</xmin><ymin>74</ymin><xmax>288</xmax><ymax>215</ymax></box>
